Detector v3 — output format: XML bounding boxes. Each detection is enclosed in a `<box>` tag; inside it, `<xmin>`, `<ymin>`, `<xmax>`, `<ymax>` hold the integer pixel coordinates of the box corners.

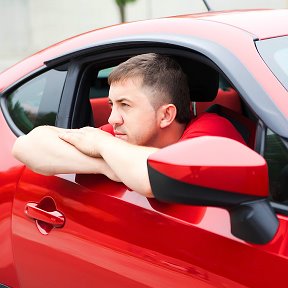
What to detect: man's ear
<box><xmin>158</xmin><ymin>104</ymin><xmax>177</xmax><ymax>128</ymax></box>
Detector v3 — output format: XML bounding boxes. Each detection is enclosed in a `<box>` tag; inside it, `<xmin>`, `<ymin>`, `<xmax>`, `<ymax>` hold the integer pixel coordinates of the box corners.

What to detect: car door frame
<box><xmin>45</xmin><ymin>34</ymin><xmax>288</xmax><ymax>139</ymax></box>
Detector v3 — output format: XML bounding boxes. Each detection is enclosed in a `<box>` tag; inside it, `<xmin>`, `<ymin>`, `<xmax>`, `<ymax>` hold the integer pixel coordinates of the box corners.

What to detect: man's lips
<box><xmin>114</xmin><ymin>131</ymin><xmax>125</xmax><ymax>136</ymax></box>
<box><xmin>114</xmin><ymin>131</ymin><xmax>127</xmax><ymax>138</ymax></box>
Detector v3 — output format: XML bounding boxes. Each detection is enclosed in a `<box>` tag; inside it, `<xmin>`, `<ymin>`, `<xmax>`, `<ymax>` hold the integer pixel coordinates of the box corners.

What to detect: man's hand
<box><xmin>12</xmin><ymin>126</ymin><xmax>115</xmax><ymax>177</ymax></box>
<box><xmin>59</xmin><ymin>127</ymin><xmax>112</xmax><ymax>158</ymax></box>
<box><xmin>59</xmin><ymin>126</ymin><xmax>157</xmax><ymax>197</ymax></box>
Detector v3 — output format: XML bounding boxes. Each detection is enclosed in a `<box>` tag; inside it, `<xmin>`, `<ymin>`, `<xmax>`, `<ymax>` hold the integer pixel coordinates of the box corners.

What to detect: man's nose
<box><xmin>108</xmin><ymin>106</ymin><xmax>124</xmax><ymax>126</ymax></box>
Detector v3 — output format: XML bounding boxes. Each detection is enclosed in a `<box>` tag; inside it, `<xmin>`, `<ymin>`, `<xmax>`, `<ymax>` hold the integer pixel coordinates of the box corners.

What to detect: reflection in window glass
<box><xmin>264</xmin><ymin>129</ymin><xmax>288</xmax><ymax>202</ymax></box>
<box><xmin>6</xmin><ymin>69</ymin><xmax>67</xmax><ymax>134</ymax></box>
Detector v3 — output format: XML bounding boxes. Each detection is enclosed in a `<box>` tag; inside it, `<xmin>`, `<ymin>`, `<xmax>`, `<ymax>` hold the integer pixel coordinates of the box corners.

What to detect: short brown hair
<box><xmin>108</xmin><ymin>53</ymin><xmax>191</xmax><ymax>124</ymax></box>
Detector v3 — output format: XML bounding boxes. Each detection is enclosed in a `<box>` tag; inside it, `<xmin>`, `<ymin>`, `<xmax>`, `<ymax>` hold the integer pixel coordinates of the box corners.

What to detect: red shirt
<box><xmin>179</xmin><ymin>112</ymin><xmax>246</xmax><ymax>145</ymax></box>
<box><xmin>100</xmin><ymin>112</ymin><xmax>246</xmax><ymax>145</ymax></box>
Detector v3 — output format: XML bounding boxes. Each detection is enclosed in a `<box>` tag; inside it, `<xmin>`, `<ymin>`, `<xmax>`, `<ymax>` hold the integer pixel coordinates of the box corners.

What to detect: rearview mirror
<box><xmin>147</xmin><ymin>136</ymin><xmax>279</xmax><ymax>244</ymax></box>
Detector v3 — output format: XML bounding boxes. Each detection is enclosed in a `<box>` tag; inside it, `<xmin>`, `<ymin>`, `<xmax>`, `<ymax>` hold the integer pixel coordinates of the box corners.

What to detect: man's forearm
<box><xmin>97</xmin><ymin>134</ymin><xmax>158</xmax><ymax>197</ymax></box>
<box><xmin>12</xmin><ymin>126</ymin><xmax>118</xmax><ymax>179</ymax></box>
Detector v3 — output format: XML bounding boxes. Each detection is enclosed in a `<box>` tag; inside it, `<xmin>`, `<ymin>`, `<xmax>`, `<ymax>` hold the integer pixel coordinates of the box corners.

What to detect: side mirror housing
<box><xmin>148</xmin><ymin>136</ymin><xmax>279</xmax><ymax>244</ymax></box>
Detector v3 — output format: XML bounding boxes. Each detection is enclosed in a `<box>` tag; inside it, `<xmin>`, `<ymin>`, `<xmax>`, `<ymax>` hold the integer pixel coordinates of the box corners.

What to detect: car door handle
<box><xmin>25</xmin><ymin>202</ymin><xmax>65</xmax><ymax>227</ymax></box>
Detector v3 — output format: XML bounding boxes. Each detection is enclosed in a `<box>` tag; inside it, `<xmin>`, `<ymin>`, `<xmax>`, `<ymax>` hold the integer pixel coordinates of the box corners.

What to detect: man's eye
<box><xmin>121</xmin><ymin>102</ymin><xmax>129</xmax><ymax>107</ymax></box>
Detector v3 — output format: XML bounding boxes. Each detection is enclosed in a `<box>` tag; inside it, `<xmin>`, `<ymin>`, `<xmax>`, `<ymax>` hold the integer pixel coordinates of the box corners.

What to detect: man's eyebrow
<box><xmin>108</xmin><ymin>97</ymin><xmax>132</xmax><ymax>103</ymax></box>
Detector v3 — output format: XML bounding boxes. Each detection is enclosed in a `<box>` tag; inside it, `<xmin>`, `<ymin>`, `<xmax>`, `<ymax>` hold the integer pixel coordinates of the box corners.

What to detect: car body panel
<box><xmin>190</xmin><ymin>9</ymin><xmax>288</xmax><ymax>39</ymax></box>
<box><xmin>1</xmin><ymin>9</ymin><xmax>288</xmax><ymax>288</ymax></box>
<box><xmin>11</xmin><ymin>169</ymin><xmax>288</xmax><ymax>287</ymax></box>
<box><xmin>0</xmin><ymin>111</ymin><xmax>20</xmax><ymax>287</ymax></box>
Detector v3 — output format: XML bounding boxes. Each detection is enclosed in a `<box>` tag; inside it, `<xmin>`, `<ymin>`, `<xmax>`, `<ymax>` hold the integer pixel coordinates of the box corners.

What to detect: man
<box><xmin>12</xmin><ymin>53</ymin><xmax>245</xmax><ymax>197</ymax></box>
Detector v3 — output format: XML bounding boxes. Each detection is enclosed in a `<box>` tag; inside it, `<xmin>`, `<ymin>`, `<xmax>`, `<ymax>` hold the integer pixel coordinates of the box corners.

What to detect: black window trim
<box><xmin>0</xmin><ymin>95</ymin><xmax>25</xmax><ymax>136</ymax></box>
<box><xmin>44</xmin><ymin>33</ymin><xmax>288</xmax><ymax>138</ymax></box>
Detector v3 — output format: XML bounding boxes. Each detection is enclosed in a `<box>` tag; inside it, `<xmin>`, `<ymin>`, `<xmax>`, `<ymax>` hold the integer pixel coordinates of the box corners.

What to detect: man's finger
<box><xmin>58</xmin><ymin>132</ymin><xmax>82</xmax><ymax>145</ymax></box>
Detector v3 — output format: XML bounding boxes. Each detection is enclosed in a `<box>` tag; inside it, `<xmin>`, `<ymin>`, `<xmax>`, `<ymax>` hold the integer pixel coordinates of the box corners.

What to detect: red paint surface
<box><xmin>148</xmin><ymin>137</ymin><xmax>269</xmax><ymax>197</ymax></box>
<box><xmin>1</xmin><ymin>9</ymin><xmax>288</xmax><ymax>287</ymax></box>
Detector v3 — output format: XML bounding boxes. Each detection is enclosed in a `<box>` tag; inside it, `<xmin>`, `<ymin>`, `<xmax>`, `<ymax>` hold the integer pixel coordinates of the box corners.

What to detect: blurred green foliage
<box><xmin>115</xmin><ymin>0</ymin><xmax>137</xmax><ymax>22</ymax></box>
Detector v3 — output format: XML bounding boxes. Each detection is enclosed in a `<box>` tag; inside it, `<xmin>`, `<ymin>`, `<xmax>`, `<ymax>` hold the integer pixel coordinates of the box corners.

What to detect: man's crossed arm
<box><xmin>12</xmin><ymin>126</ymin><xmax>157</xmax><ymax>197</ymax></box>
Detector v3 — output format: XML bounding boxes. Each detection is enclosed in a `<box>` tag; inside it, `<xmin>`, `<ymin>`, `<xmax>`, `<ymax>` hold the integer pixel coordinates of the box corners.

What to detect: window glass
<box><xmin>89</xmin><ymin>67</ymin><xmax>112</xmax><ymax>99</ymax></box>
<box><xmin>264</xmin><ymin>129</ymin><xmax>288</xmax><ymax>202</ymax></box>
<box><xmin>6</xmin><ymin>69</ymin><xmax>67</xmax><ymax>134</ymax></box>
<box><xmin>256</xmin><ymin>36</ymin><xmax>288</xmax><ymax>91</ymax></box>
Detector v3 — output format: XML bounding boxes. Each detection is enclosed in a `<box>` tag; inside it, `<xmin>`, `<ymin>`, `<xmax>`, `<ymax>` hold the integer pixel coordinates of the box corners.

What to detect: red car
<box><xmin>1</xmin><ymin>9</ymin><xmax>288</xmax><ymax>288</ymax></box>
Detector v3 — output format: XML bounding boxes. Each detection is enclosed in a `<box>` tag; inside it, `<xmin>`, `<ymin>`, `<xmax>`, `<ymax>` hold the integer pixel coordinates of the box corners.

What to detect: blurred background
<box><xmin>0</xmin><ymin>0</ymin><xmax>287</xmax><ymax>73</ymax></box>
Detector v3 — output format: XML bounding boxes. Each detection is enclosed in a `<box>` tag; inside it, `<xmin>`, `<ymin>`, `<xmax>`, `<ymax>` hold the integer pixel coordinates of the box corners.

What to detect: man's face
<box><xmin>108</xmin><ymin>78</ymin><xmax>161</xmax><ymax>146</ymax></box>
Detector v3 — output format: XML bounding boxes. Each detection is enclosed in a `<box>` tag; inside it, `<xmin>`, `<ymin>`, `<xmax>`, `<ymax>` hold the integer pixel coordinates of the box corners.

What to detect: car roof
<box><xmin>178</xmin><ymin>9</ymin><xmax>288</xmax><ymax>39</ymax></box>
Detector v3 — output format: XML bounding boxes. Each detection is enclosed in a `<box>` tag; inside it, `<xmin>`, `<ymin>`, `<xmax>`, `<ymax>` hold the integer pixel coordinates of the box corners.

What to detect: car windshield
<box><xmin>256</xmin><ymin>36</ymin><xmax>288</xmax><ymax>91</ymax></box>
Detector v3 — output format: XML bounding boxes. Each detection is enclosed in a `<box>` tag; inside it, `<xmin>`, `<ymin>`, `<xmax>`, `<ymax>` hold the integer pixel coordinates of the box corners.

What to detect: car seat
<box><xmin>196</xmin><ymin>88</ymin><xmax>242</xmax><ymax>115</ymax></box>
<box><xmin>91</xmin><ymin>97</ymin><xmax>111</xmax><ymax>127</ymax></box>
<box><xmin>206</xmin><ymin>104</ymin><xmax>256</xmax><ymax>149</ymax></box>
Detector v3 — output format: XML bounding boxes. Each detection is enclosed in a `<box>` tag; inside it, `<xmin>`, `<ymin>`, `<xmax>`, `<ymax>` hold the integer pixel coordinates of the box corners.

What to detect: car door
<box><xmin>6</xmin><ymin>56</ymin><xmax>226</xmax><ymax>288</ymax></box>
<box><xmin>12</xmin><ymin>144</ymin><xmax>288</xmax><ymax>288</ymax></box>
<box><xmin>6</xmin><ymin>51</ymin><xmax>239</xmax><ymax>288</ymax></box>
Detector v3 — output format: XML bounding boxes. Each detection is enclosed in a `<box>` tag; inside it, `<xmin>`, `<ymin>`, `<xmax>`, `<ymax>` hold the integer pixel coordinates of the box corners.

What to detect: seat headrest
<box><xmin>176</xmin><ymin>58</ymin><xmax>219</xmax><ymax>102</ymax></box>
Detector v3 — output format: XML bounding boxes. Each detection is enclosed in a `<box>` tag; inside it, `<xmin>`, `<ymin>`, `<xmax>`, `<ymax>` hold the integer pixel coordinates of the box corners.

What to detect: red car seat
<box><xmin>196</xmin><ymin>88</ymin><xmax>242</xmax><ymax>115</ymax></box>
<box><xmin>90</xmin><ymin>97</ymin><xmax>111</xmax><ymax>128</ymax></box>
<box><xmin>206</xmin><ymin>104</ymin><xmax>256</xmax><ymax>149</ymax></box>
